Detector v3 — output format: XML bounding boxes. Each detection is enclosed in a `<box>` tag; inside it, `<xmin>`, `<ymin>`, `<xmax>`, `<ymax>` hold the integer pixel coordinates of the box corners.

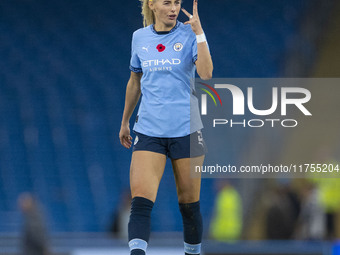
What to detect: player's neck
<box><xmin>153</xmin><ymin>22</ymin><xmax>176</xmax><ymax>32</ymax></box>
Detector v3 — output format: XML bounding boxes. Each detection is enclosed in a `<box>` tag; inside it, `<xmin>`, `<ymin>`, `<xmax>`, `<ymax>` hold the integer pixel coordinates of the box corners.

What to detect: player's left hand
<box><xmin>182</xmin><ymin>0</ymin><xmax>204</xmax><ymax>35</ymax></box>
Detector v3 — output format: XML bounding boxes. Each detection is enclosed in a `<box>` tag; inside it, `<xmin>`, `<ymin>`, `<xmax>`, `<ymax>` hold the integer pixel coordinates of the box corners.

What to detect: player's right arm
<box><xmin>119</xmin><ymin>71</ymin><xmax>142</xmax><ymax>149</ymax></box>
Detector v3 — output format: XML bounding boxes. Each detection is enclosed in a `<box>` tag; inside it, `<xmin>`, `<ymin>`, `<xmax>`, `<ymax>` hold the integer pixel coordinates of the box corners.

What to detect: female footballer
<box><xmin>119</xmin><ymin>0</ymin><xmax>213</xmax><ymax>254</ymax></box>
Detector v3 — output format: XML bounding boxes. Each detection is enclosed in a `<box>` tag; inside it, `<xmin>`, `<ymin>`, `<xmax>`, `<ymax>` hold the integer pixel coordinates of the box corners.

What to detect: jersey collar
<box><xmin>151</xmin><ymin>21</ymin><xmax>180</xmax><ymax>35</ymax></box>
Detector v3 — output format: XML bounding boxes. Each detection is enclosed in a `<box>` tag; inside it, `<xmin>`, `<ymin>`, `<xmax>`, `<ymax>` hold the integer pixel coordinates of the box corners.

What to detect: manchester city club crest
<box><xmin>173</xmin><ymin>43</ymin><xmax>183</xmax><ymax>52</ymax></box>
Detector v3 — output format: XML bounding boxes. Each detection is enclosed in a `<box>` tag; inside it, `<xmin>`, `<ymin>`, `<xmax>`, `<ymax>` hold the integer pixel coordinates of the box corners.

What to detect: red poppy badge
<box><xmin>156</xmin><ymin>44</ymin><xmax>166</xmax><ymax>52</ymax></box>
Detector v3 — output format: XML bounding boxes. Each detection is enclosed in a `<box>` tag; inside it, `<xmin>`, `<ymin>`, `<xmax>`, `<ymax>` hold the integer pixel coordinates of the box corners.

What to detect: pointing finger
<box><xmin>193</xmin><ymin>0</ymin><xmax>198</xmax><ymax>16</ymax></box>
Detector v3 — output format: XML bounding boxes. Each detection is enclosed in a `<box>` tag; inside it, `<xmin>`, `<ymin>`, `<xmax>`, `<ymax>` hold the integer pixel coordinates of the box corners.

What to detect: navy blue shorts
<box><xmin>132</xmin><ymin>130</ymin><xmax>206</xmax><ymax>159</ymax></box>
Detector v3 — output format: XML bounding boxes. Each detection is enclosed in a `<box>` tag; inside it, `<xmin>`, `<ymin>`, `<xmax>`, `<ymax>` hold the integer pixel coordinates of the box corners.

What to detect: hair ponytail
<box><xmin>140</xmin><ymin>0</ymin><xmax>155</xmax><ymax>27</ymax></box>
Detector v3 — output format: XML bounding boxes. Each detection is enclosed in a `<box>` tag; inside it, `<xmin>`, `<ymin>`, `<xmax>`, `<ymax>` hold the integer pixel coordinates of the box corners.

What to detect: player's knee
<box><xmin>131</xmin><ymin>188</ymin><xmax>157</xmax><ymax>202</ymax></box>
<box><xmin>178</xmin><ymin>195</ymin><xmax>197</xmax><ymax>204</ymax></box>
<box><xmin>130</xmin><ymin>175</ymin><xmax>160</xmax><ymax>202</ymax></box>
<box><xmin>130</xmin><ymin>182</ymin><xmax>157</xmax><ymax>202</ymax></box>
<box><xmin>177</xmin><ymin>190</ymin><xmax>199</xmax><ymax>204</ymax></box>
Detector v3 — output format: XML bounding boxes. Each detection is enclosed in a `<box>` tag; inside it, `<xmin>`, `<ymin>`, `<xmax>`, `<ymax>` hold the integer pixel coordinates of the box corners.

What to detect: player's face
<box><xmin>151</xmin><ymin>0</ymin><xmax>181</xmax><ymax>29</ymax></box>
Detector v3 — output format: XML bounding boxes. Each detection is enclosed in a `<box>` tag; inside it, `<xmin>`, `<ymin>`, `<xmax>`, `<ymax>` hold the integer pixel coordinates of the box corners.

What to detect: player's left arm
<box><xmin>182</xmin><ymin>0</ymin><xmax>213</xmax><ymax>80</ymax></box>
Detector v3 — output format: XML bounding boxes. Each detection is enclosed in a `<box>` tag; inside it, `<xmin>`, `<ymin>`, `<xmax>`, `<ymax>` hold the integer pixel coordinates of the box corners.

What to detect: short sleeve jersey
<box><xmin>130</xmin><ymin>21</ymin><xmax>203</xmax><ymax>138</ymax></box>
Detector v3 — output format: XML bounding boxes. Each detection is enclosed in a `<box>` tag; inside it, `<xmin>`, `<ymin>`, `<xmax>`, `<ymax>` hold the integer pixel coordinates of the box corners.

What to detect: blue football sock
<box><xmin>179</xmin><ymin>201</ymin><xmax>203</xmax><ymax>255</ymax></box>
<box><xmin>128</xmin><ymin>197</ymin><xmax>154</xmax><ymax>255</ymax></box>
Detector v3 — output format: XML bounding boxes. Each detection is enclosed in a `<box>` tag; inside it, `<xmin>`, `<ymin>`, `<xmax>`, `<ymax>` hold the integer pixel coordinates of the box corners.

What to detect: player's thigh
<box><xmin>130</xmin><ymin>150</ymin><xmax>167</xmax><ymax>202</ymax></box>
<box><xmin>171</xmin><ymin>155</ymin><xmax>204</xmax><ymax>203</ymax></box>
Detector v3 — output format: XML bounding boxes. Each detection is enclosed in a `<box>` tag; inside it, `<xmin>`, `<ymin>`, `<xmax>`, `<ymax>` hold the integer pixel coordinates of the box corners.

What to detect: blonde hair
<box><xmin>140</xmin><ymin>0</ymin><xmax>156</xmax><ymax>27</ymax></box>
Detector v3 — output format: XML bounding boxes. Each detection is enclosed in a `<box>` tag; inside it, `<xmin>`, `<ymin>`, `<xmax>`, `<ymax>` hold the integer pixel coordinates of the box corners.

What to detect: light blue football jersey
<box><xmin>130</xmin><ymin>21</ymin><xmax>203</xmax><ymax>138</ymax></box>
